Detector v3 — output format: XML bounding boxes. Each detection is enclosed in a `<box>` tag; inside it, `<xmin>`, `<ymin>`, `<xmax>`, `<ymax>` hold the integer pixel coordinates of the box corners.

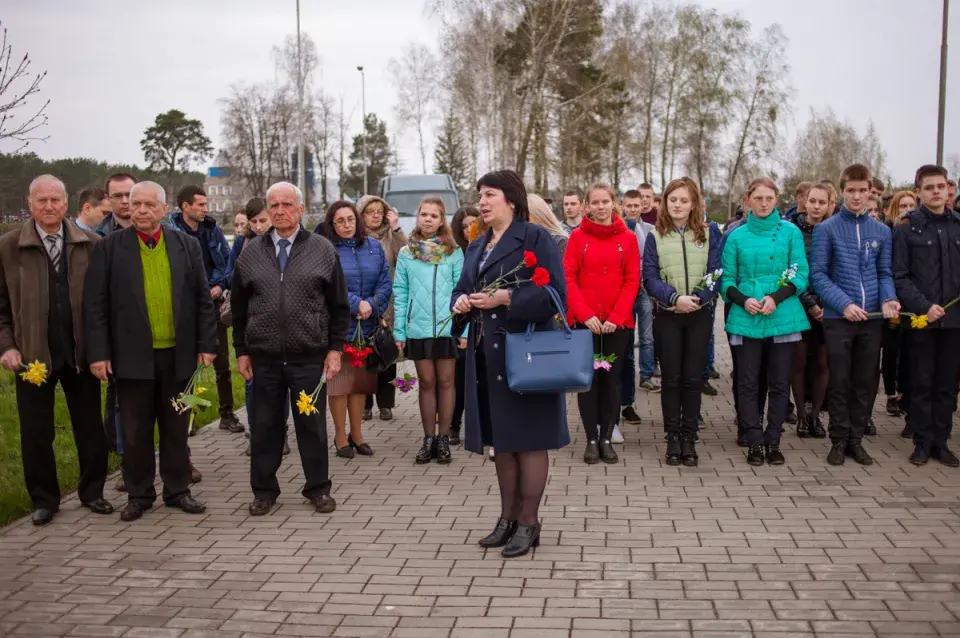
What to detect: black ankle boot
<box><xmin>809</xmin><ymin>417</ymin><xmax>826</xmax><ymax>439</ymax></box>
<box><xmin>665</xmin><ymin>434</ymin><xmax>681</xmax><ymax>466</ymax></box>
<box><xmin>599</xmin><ymin>425</ymin><xmax>619</xmax><ymax>464</ymax></box>
<box><xmin>765</xmin><ymin>445</ymin><xmax>785</xmax><ymax>465</ymax></box>
<box><xmin>583</xmin><ymin>440</ymin><xmax>600</xmax><ymax>464</ymax></box>
<box><xmin>436</xmin><ymin>435</ymin><xmax>452</xmax><ymax>465</ymax></box>
<box><xmin>796</xmin><ymin>416</ymin><xmax>810</xmax><ymax>438</ymax></box>
<box><xmin>415</xmin><ymin>436</ymin><xmax>435</xmax><ymax>464</ymax></box>
<box><xmin>502</xmin><ymin>522</ymin><xmax>540</xmax><ymax>558</ymax></box>
<box><xmin>746</xmin><ymin>446</ymin><xmax>765</xmax><ymax>466</ymax></box>
<box><xmin>478</xmin><ymin>518</ymin><xmax>517</xmax><ymax>548</ymax></box>
<box><xmin>680</xmin><ymin>436</ymin><xmax>698</xmax><ymax>467</ymax></box>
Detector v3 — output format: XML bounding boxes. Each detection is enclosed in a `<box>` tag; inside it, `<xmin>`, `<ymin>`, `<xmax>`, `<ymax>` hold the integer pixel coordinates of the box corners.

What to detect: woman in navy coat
<box><xmin>451</xmin><ymin>169</ymin><xmax>569</xmax><ymax>559</ymax></box>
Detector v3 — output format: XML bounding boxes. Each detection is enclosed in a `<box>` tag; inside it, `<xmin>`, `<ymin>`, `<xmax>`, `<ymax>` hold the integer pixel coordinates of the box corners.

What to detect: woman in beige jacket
<box><xmin>357</xmin><ymin>195</ymin><xmax>407</xmax><ymax>421</ymax></box>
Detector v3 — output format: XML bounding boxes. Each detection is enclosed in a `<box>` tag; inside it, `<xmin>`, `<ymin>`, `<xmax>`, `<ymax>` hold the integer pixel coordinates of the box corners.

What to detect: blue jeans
<box><xmin>637</xmin><ymin>292</ymin><xmax>655</xmax><ymax>379</ymax></box>
<box><xmin>245</xmin><ymin>379</ymin><xmax>290</xmax><ymax>432</ymax></box>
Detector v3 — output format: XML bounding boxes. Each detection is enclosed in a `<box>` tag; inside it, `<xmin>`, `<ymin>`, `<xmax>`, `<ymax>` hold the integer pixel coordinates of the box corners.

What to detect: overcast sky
<box><xmin>3</xmin><ymin>0</ymin><xmax>959</xmax><ymax>184</ymax></box>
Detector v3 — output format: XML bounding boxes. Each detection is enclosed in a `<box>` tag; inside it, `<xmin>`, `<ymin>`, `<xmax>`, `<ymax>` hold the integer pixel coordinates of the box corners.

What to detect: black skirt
<box><xmin>407</xmin><ymin>337</ymin><xmax>459</xmax><ymax>361</ymax></box>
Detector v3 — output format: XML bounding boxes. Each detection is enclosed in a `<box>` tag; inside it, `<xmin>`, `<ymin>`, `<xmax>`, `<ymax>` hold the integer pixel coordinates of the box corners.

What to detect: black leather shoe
<box><xmin>248</xmin><ymin>498</ymin><xmax>275</xmax><ymax>516</ymax></box>
<box><xmin>847</xmin><ymin>441</ymin><xmax>874</xmax><ymax>466</ymax></box>
<box><xmin>219</xmin><ymin>414</ymin><xmax>245</xmax><ymax>434</ymax></box>
<box><xmin>901</xmin><ymin>424</ymin><xmax>914</xmax><ymax>439</ymax></box>
<box><xmin>32</xmin><ymin>508</ymin><xmax>57</xmax><ymax>525</ymax></box>
<box><xmin>599</xmin><ymin>438</ymin><xmax>619</xmax><ymax>464</ymax></box>
<box><xmin>583</xmin><ymin>440</ymin><xmax>600</xmax><ymax>464</ymax></box>
<box><xmin>864</xmin><ymin>419</ymin><xmax>877</xmax><ymax>437</ymax></box>
<box><xmin>379</xmin><ymin>408</ymin><xmax>394</xmax><ymax>421</ymax></box>
<box><xmin>810</xmin><ymin>417</ymin><xmax>827</xmax><ymax>439</ymax></box>
<box><xmin>362</xmin><ymin>409</ymin><xmax>373</xmax><ymax>421</ymax></box>
<box><xmin>166</xmin><ymin>495</ymin><xmax>206</xmax><ymax>514</ymax></box>
<box><xmin>120</xmin><ymin>501</ymin><xmax>150</xmax><ymax>522</ymax></box>
<box><xmin>885</xmin><ymin>397</ymin><xmax>901</xmax><ymax>416</ymax></box>
<box><xmin>933</xmin><ymin>446</ymin><xmax>960</xmax><ymax>468</ymax></box>
<box><xmin>827</xmin><ymin>442</ymin><xmax>846</xmax><ymax>466</ymax></box>
<box><xmin>190</xmin><ymin>463</ymin><xmax>202</xmax><ymax>484</ymax></box>
<box><xmin>909</xmin><ymin>445</ymin><xmax>930</xmax><ymax>466</ymax></box>
<box><xmin>478</xmin><ymin>518</ymin><xmax>517</xmax><ymax>548</ymax></box>
<box><xmin>701</xmin><ymin>380</ymin><xmax>718</xmax><ymax>396</ymax></box>
<box><xmin>709</xmin><ymin>365</ymin><xmax>721</xmax><ymax>380</ymax></box>
<box><xmin>680</xmin><ymin>437</ymin><xmax>698</xmax><ymax>467</ymax></box>
<box><xmin>348</xmin><ymin>435</ymin><xmax>374</xmax><ymax>456</ymax></box>
<box><xmin>416</xmin><ymin>436</ymin><xmax>435</xmax><ymax>464</ymax></box>
<box><xmin>765</xmin><ymin>445</ymin><xmax>785</xmax><ymax>465</ymax></box>
<box><xmin>502</xmin><ymin>523</ymin><xmax>540</xmax><ymax>558</ymax></box>
<box><xmin>796</xmin><ymin>417</ymin><xmax>811</xmax><ymax>438</ymax></box>
<box><xmin>665</xmin><ymin>434</ymin><xmax>681</xmax><ymax>466</ymax></box>
<box><xmin>436</xmin><ymin>435</ymin><xmax>452</xmax><ymax>465</ymax></box>
<box><xmin>310</xmin><ymin>494</ymin><xmax>336</xmax><ymax>513</ymax></box>
<box><xmin>449</xmin><ymin>429</ymin><xmax>461</xmax><ymax>446</ymax></box>
<box><xmin>336</xmin><ymin>444</ymin><xmax>355</xmax><ymax>459</ymax></box>
<box><xmin>746</xmin><ymin>446</ymin><xmax>765</xmax><ymax>466</ymax></box>
<box><xmin>81</xmin><ymin>498</ymin><xmax>114</xmax><ymax>515</ymax></box>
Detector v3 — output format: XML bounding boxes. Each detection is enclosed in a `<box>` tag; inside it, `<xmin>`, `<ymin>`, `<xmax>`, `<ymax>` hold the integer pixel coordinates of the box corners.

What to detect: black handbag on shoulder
<box><xmin>366</xmin><ymin>300</ymin><xmax>400</xmax><ymax>372</ymax></box>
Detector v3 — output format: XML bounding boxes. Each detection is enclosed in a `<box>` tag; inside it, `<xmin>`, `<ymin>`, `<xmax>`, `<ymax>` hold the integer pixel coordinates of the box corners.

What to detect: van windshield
<box><xmin>383</xmin><ymin>191</ymin><xmax>459</xmax><ymax>217</ymax></box>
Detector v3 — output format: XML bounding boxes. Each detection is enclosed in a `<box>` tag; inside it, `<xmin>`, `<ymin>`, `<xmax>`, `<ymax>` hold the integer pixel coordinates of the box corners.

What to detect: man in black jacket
<box><xmin>231</xmin><ymin>181</ymin><xmax>350</xmax><ymax>517</ymax></box>
<box><xmin>893</xmin><ymin>164</ymin><xmax>960</xmax><ymax>467</ymax></box>
<box><xmin>84</xmin><ymin>181</ymin><xmax>218</xmax><ymax>521</ymax></box>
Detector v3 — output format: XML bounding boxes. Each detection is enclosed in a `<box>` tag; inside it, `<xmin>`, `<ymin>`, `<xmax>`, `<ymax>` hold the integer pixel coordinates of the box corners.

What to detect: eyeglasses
<box><xmin>334</xmin><ymin>217</ymin><xmax>356</xmax><ymax>226</ymax></box>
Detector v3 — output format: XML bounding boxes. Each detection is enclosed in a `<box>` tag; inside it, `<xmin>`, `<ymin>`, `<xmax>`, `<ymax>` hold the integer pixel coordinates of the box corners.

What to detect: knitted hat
<box><xmin>477</xmin><ymin>169</ymin><xmax>529</xmax><ymax>222</ymax></box>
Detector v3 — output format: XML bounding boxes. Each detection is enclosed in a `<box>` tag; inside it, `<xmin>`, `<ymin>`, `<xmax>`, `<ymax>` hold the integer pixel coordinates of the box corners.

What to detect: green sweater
<box><xmin>720</xmin><ymin>211</ymin><xmax>810</xmax><ymax>339</ymax></box>
<box><xmin>140</xmin><ymin>232</ymin><xmax>176</xmax><ymax>349</ymax></box>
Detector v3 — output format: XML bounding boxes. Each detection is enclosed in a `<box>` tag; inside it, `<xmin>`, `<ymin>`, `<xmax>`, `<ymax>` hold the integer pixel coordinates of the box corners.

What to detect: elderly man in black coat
<box><xmin>84</xmin><ymin>181</ymin><xmax>218</xmax><ymax>522</ymax></box>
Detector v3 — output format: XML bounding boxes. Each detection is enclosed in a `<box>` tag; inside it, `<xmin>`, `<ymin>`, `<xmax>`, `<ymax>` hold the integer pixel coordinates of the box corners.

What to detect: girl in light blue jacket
<box><xmin>393</xmin><ymin>197</ymin><xmax>466</xmax><ymax>465</ymax></box>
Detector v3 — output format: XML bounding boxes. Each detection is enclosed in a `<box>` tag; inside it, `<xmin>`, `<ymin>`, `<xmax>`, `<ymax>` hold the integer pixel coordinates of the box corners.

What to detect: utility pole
<box><xmin>296</xmin><ymin>0</ymin><xmax>307</xmax><ymax>201</ymax></box>
<box><xmin>938</xmin><ymin>0</ymin><xmax>950</xmax><ymax>166</ymax></box>
<box><xmin>358</xmin><ymin>65</ymin><xmax>368</xmax><ymax>195</ymax></box>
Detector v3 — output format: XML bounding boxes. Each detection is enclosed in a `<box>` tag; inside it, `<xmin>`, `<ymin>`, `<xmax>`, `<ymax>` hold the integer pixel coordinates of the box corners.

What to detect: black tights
<box><xmin>494</xmin><ymin>450</ymin><xmax>549</xmax><ymax>526</ymax></box>
<box><xmin>791</xmin><ymin>337</ymin><xmax>828</xmax><ymax>420</ymax></box>
<box><xmin>415</xmin><ymin>359</ymin><xmax>456</xmax><ymax>436</ymax></box>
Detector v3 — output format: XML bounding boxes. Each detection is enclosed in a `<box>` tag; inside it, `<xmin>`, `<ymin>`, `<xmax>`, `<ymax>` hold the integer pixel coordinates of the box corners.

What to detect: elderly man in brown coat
<box><xmin>0</xmin><ymin>174</ymin><xmax>111</xmax><ymax>525</ymax></box>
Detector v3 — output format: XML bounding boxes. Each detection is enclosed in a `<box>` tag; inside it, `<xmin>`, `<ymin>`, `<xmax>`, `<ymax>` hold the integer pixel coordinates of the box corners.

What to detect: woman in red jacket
<box><xmin>564</xmin><ymin>183</ymin><xmax>641</xmax><ymax>465</ymax></box>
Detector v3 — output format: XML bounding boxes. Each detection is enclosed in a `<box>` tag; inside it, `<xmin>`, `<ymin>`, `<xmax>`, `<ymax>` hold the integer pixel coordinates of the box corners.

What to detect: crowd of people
<box><xmin>2</xmin><ymin>161</ymin><xmax>959</xmax><ymax>561</ymax></box>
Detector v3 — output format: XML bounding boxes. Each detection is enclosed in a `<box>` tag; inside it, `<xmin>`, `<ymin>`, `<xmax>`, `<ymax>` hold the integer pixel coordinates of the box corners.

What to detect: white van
<box><xmin>379</xmin><ymin>174</ymin><xmax>461</xmax><ymax>234</ymax></box>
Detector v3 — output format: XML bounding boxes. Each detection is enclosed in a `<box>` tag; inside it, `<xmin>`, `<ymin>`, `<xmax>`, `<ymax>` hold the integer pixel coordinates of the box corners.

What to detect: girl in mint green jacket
<box><xmin>393</xmin><ymin>197</ymin><xmax>466</xmax><ymax>465</ymax></box>
<box><xmin>720</xmin><ymin>178</ymin><xmax>810</xmax><ymax>467</ymax></box>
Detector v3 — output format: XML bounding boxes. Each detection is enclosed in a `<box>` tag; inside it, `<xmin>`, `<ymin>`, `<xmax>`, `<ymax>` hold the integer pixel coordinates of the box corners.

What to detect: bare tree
<box><xmin>786</xmin><ymin>108</ymin><xmax>888</xmax><ymax>191</ymax></box>
<box><xmin>0</xmin><ymin>22</ymin><xmax>49</xmax><ymax>152</ymax></box>
<box><xmin>389</xmin><ymin>44</ymin><xmax>439</xmax><ymax>173</ymax></box>
<box><xmin>308</xmin><ymin>90</ymin><xmax>337</xmax><ymax>205</ymax></box>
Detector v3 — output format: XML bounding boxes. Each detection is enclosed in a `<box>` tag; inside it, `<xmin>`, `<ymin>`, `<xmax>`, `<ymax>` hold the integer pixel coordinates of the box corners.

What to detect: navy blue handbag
<box><xmin>505</xmin><ymin>285</ymin><xmax>594</xmax><ymax>394</ymax></box>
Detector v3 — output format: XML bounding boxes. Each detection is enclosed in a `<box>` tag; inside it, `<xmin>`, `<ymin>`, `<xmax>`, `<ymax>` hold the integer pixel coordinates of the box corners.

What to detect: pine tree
<box><xmin>433</xmin><ymin>110</ymin><xmax>469</xmax><ymax>192</ymax></box>
<box><xmin>343</xmin><ymin>114</ymin><xmax>392</xmax><ymax>197</ymax></box>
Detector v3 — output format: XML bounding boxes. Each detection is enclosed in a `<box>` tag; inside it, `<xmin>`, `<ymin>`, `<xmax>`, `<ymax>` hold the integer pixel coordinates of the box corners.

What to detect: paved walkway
<box><xmin>3</xmin><ymin>319</ymin><xmax>960</xmax><ymax>638</ymax></box>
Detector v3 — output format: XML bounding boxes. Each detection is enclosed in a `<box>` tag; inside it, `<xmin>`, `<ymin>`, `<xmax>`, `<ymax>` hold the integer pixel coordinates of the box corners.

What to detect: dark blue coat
<box><xmin>810</xmin><ymin>206</ymin><xmax>896</xmax><ymax>318</ymax></box>
<box><xmin>171</xmin><ymin>212</ymin><xmax>231</xmax><ymax>290</ymax></box>
<box><xmin>452</xmin><ymin>221</ymin><xmax>570</xmax><ymax>455</ymax></box>
<box><xmin>328</xmin><ymin>235</ymin><xmax>392</xmax><ymax>339</ymax></box>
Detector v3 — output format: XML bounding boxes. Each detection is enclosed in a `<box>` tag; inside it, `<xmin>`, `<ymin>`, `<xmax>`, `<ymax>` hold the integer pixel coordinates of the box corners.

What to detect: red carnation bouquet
<box><xmin>437</xmin><ymin>250</ymin><xmax>551</xmax><ymax>332</ymax></box>
<box><xmin>344</xmin><ymin>321</ymin><xmax>374</xmax><ymax>368</ymax></box>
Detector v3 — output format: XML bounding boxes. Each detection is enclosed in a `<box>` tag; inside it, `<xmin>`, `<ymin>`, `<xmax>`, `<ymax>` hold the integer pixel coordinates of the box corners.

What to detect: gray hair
<box><xmin>28</xmin><ymin>174</ymin><xmax>67</xmax><ymax>199</ymax></box>
<box><xmin>130</xmin><ymin>181</ymin><xmax>167</xmax><ymax>203</ymax></box>
<box><xmin>266</xmin><ymin>181</ymin><xmax>304</xmax><ymax>205</ymax></box>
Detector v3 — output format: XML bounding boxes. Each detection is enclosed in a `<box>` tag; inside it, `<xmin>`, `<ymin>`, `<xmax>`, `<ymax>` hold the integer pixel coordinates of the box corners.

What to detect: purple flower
<box><xmin>597</xmin><ymin>360</ymin><xmax>612</xmax><ymax>371</ymax></box>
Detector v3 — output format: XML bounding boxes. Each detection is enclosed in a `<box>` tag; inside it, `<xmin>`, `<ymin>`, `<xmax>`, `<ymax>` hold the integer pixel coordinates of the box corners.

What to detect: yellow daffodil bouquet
<box><xmin>868</xmin><ymin>295</ymin><xmax>960</xmax><ymax>330</ymax></box>
<box><xmin>171</xmin><ymin>363</ymin><xmax>212</xmax><ymax>435</ymax></box>
<box><xmin>296</xmin><ymin>375</ymin><xmax>327</xmax><ymax>415</ymax></box>
<box><xmin>19</xmin><ymin>360</ymin><xmax>48</xmax><ymax>386</ymax></box>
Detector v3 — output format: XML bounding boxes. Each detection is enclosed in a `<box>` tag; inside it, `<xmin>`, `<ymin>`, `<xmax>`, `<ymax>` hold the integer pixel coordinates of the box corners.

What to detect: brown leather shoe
<box><xmin>248</xmin><ymin>499</ymin><xmax>275</xmax><ymax>516</ymax></box>
<box><xmin>310</xmin><ymin>494</ymin><xmax>336</xmax><ymax>513</ymax></box>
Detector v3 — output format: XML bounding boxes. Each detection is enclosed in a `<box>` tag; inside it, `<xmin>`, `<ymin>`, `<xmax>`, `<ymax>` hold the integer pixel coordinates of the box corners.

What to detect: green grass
<box><xmin>0</xmin><ymin>337</ymin><xmax>247</xmax><ymax>526</ymax></box>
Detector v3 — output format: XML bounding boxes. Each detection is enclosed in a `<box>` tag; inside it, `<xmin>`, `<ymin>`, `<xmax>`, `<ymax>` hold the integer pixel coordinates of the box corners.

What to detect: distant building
<box><xmin>204</xmin><ymin>152</ymin><xmax>245</xmax><ymax>214</ymax></box>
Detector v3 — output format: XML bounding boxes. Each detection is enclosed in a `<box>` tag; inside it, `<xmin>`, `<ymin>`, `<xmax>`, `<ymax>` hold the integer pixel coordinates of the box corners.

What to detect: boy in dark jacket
<box><xmin>811</xmin><ymin>164</ymin><xmax>899</xmax><ymax>466</ymax></box>
<box><xmin>893</xmin><ymin>164</ymin><xmax>960</xmax><ymax>467</ymax></box>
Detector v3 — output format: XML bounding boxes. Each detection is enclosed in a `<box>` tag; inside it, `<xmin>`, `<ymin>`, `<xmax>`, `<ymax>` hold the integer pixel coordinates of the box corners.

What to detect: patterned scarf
<box><xmin>408</xmin><ymin>235</ymin><xmax>447</xmax><ymax>264</ymax></box>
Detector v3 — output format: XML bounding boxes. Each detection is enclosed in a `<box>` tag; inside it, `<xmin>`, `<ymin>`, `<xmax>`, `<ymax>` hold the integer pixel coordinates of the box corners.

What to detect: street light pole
<box><xmin>358</xmin><ymin>65</ymin><xmax>368</xmax><ymax>195</ymax></box>
<box><xmin>938</xmin><ymin>0</ymin><xmax>950</xmax><ymax>166</ymax></box>
<box><xmin>296</xmin><ymin>0</ymin><xmax>307</xmax><ymax>201</ymax></box>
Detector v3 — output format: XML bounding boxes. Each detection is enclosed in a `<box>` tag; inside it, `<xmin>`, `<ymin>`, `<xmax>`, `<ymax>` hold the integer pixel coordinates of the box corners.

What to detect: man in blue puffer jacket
<box><xmin>811</xmin><ymin>164</ymin><xmax>900</xmax><ymax>467</ymax></box>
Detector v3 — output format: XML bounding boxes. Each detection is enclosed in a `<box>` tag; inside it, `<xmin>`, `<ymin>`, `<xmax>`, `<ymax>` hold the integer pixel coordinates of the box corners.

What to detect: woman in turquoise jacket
<box><xmin>393</xmin><ymin>197</ymin><xmax>466</xmax><ymax>465</ymax></box>
<box><xmin>721</xmin><ymin>177</ymin><xmax>810</xmax><ymax>467</ymax></box>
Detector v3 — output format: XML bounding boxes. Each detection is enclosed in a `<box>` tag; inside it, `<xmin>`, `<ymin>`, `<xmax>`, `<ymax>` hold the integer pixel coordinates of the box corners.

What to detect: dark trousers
<box><xmin>737</xmin><ymin>337</ymin><xmax>792</xmax><ymax>447</ymax></box>
<box><xmin>103</xmin><ymin>378</ymin><xmax>123</xmax><ymax>454</ymax></box>
<box><xmin>823</xmin><ymin>319</ymin><xmax>883</xmax><ymax>444</ymax></box>
<box><xmin>364</xmin><ymin>363</ymin><xmax>397</xmax><ymax>411</ymax></box>
<box><xmin>116</xmin><ymin>348</ymin><xmax>192</xmax><ymax>506</ymax></box>
<box><xmin>578</xmin><ymin>329</ymin><xmax>631</xmax><ymax>438</ymax></box>
<box><xmin>880</xmin><ymin>322</ymin><xmax>902</xmax><ymax>396</ymax></box>
<box><xmin>16</xmin><ymin>364</ymin><xmax>107</xmax><ymax>510</ymax></box>
<box><xmin>726</xmin><ymin>305</ymin><xmax>767</xmax><ymax>420</ymax></box>
<box><xmin>908</xmin><ymin>329</ymin><xmax>960</xmax><ymax>450</ymax></box>
<box><xmin>620</xmin><ymin>313</ymin><xmax>638</xmax><ymax>407</ymax></box>
<box><xmin>214</xmin><ymin>319</ymin><xmax>235</xmax><ymax>418</ymax></box>
<box><xmin>656</xmin><ymin>311</ymin><xmax>712</xmax><ymax>438</ymax></box>
<box><xmin>251</xmin><ymin>359</ymin><xmax>331</xmax><ymax>501</ymax></box>
<box><xmin>453</xmin><ymin>352</ymin><xmax>466</xmax><ymax>430</ymax></box>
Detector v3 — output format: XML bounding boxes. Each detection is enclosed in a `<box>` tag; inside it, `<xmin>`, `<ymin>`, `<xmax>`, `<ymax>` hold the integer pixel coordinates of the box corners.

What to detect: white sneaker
<box><xmin>611</xmin><ymin>425</ymin><xmax>624</xmax><ymax>444</ymax></box>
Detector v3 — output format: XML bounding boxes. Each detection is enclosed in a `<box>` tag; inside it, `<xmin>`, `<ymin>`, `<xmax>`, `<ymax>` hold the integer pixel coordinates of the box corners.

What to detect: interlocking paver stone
<box><xmin>2</xmin><ymin>315</ymin><xmax>960</xmax><ymax>637</ymax></box>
